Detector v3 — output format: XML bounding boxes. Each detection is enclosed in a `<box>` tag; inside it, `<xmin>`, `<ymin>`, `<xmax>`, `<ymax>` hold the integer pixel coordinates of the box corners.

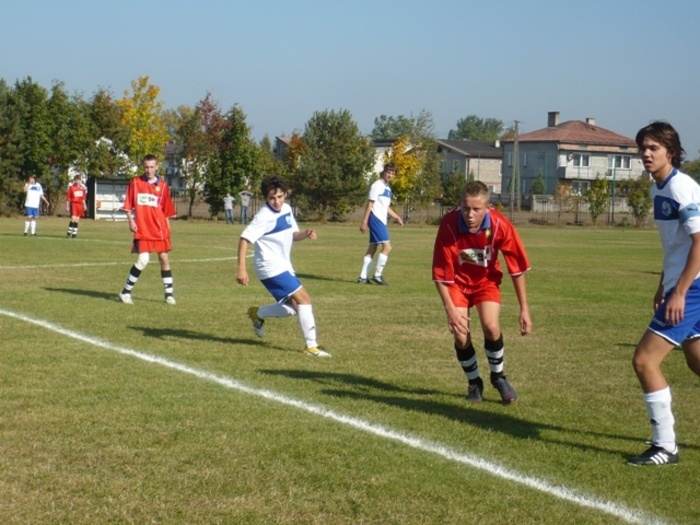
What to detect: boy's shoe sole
<box><xmin>247</xmin><ymin>306</ymin><xmax>265</xmax><ymax>337</ymax></box>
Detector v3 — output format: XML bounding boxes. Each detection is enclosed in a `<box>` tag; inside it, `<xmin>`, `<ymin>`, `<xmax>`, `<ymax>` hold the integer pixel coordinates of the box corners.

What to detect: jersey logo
<box><xmin>458</xmin><ymin>247</ymin><xmax>492</xmax><ymax>267</ymax></box>
<box><xmin>73</xmin><ymin>190</ymin><xmax>84</xmax><ymax>197</ymax></box>
<box><xmin>654</xmin><ymin>195</ymin><xmax>679</xmax><ymax>221</ymax></box>
<box><xmin>137</xmin><ymin>193</ymin><xmax>159</xmax><ymax>207</ymax></box>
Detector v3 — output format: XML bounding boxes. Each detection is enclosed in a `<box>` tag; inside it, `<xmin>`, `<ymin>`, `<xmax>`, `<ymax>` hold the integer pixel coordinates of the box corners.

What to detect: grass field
<box><xmin>0</xmin><ymin>216</ymin><xmax>698</xmax><ymax>524</ymax></box>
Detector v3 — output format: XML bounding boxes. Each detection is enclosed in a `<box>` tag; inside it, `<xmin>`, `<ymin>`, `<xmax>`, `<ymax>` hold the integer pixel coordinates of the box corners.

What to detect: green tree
<box><xmin>371</xmin><ymin>110</ymin><xmax>434</xmax><ymax>141</ymax></box>
<box><xmin>84</xmin><ymin>88</ymin><xmax>131</xmax><ymax>178</ymax></box>
<box><xmin>297</xmin><ymin>109</ymin><xmax>374</xmax><ymax>221</ymax></box>
<box><xmin>117</xmin><ymin>76</ymin><xmax>169</xmax><ymax>164</ymax></box>
<box><xmin>531</xmin><ymin>173</ymin><xmax>546</xmax><ymax>194</ymax></box>
<box><xmin>0</xmin><ymin>79</ymin><xmax>25</xmax><ymax>213</ymax></box>
<box><xmin>682</xmin><ymin>157</ymin><xmax>700</xmax><ymax>182</ymax></box>
<box><xmin>623</xmin><ymin>174</ymin><xmax>653</xmax><ymax>227</ymax></box>
<box><xmin>448</xmin><ymin>115</ymin><xmax>503</xmax><ymax>142</ymax></box>
<box><xmin>584</xmin><ymin>176</ymin><xmax>609</xmax><ymax>225</ymax></box>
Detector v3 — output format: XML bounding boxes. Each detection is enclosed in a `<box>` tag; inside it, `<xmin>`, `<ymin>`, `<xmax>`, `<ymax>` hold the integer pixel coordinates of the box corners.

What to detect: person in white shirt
<box><xmin>239</xmin><ymin>190</ymin><xmax>253</xmax><ymax>224</ymax></box>
<box><xmin>356</xmin><ymin>163</ymin><xmax>404</xmax><ymax>285</ymax></box>
<box><xmin>23</xmin><ymin>176</ymin><xmax>49</xmax><ymax>236</ymax></box>
<box><xmin>237</xmin><ymin>176</ymin><xmax>330</xmax><ymax>357</ymax></box>
<box><xmin>223</xmin><ymin>193</ymin><xmax>235</xmax><ymax>224</ymax></box>
<box><xmin>628</xmin><ymin>121</ymin><xmax>700</xmax><ymax>466</ymax></box>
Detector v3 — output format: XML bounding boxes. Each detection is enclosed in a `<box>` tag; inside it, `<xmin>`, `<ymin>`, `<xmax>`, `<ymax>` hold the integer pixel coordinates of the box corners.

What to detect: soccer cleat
<box><xmin>628</xmin><ymin>445</ymin><xmax>679</xmax><ymax>466</ymax></box>
<box><xmin>370</xmin><ymin>276</ymin><xmax>387</xmax><ymax>285</ymax></box>
<box><xmin>356</xmin><ymin>277</ymin><xmax>369</xmax><ymax>284</ymax></box>
<box><xmin>247</xmin><ymin>306</ymin><xmax>265</xmax><ymax>337</ymax></box>
<box><xmin>491</xmin><ymin>374</ymin><xmax>517</xmax><ymax>404</ymax></box>
<box><xmin>466</xmin><ymin>377</ymin><xmax>484</xmax><ymax>402</ymax></box>
<box><xmin>23</xmin><ymin>232</ymin><xmax>28</xmax><ymax>236</ymax></box>
<box><xmin>118</xmin><ymin>292</ymin><xmax>134</xmax><ymax>305</ymax></box>
<box><xmin>302</xmin><ymin>346</ymin><xmax>331</xmax><ymax>358</ymax></box>
<box><xmin>165</xmin><ymin>296</ymin><xmax>176</xmax><ymax>305</ymax></box>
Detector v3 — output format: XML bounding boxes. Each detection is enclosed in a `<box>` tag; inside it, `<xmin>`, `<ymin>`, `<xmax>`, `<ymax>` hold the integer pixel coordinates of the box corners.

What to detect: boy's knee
<box><xmin>482</xmin><ymin>324</ymin><xmax>501</xmax><ymax>341</ymax></box>
<box><xmin>135</xmin><ymin>252</ymin><xmax>150</xmax><ymax>270</ymax></box>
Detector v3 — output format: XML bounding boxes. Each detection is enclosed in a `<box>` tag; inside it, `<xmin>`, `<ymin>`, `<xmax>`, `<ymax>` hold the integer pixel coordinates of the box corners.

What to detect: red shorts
<box><xmin>132</xmin><ymin>239</ymin><xmax>171</xmax><ymax>254</ymax></box>
<box><xmin>70</xmin><ymin>202</ymin><xmax>85</xmax><ymax>217</ymax></box>
<box><xmin>447</xmin><ymin>281</ymin><xmax>501</xmax><ymax>308</ymax></box>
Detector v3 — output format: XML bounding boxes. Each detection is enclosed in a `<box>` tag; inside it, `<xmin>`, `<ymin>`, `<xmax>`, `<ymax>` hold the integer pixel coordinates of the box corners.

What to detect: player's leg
<box><xmin>158</xmin><ymin>251</ymin><xmax>175</xmax><ymax>304</ymax></box>
<box><xmin>373</xmin><ymin>241</ymin><xmax>392</xmax><ymax>282</ymax></box>
<box><xmin>24</xmin><ymin>209</ymin><xmax>31</xmax><ymax>235</ymax></box>
<box><xmin>290</xmin><ymin>287</ymin><xmax>330</xmax><ymax>357</ymax></box>
<box><xmin>682</xmin><ymin>337</ymin><xmax>700</xmax><ymax>376</ymax></box>
<box><xmin>629</xmin><ymin>329</ymin><xmax>678</xmax><ymax>465</ymax></box>
<box><xmin>29</xmin><ymin>209</ymin><xmax>38</xmax><ymax>235</ymax></box>
<box><xmin>119</xmin><ymin>251</ymin><xmax>149</xmax><ymax>304</ymax></box>
<box><xmin>476</xmin><ymin>299</ymin><xmax>517</xmax><ymax>404</ymax></box>
<box><xmin>451</xmin><ymin>306</ymin><xmax>483</xmax><ymax>402</ymax></box>
<box><xmin>357</xmin><ymin>244</ymin><xmax>377</xmax><ymax>283</ymax></box>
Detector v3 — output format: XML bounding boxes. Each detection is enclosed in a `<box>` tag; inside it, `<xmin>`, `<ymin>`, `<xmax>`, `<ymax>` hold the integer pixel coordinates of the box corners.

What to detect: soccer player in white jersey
<box><xmin>23</xmin><ymin>176</ymin><xmax>49</xmax><ymax>236</ymax></box>
<box><xmin>356</xmin><ymin>163</ymin><xmax>404</xmax><ymax>285</ymax></box>
<box><xmin>629</xmin><ymin>122</ymin><xmax>700</xmax><ymax>466</ymax></box>
<box><xmin>237</xmin><ymin>176</ymin><xmax>330</xmax><ymax>358</ymax></box>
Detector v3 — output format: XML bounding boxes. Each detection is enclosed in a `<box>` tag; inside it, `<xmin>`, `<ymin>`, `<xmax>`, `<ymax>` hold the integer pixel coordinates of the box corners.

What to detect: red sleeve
<box><xmin>432</xmin><ymin>214</ymin><xmax>457</xmax><ymax>282</ymax></box>
<box><xmin>496</xmin><ymin>217</ymin><xmax>530</xmax><ymax>276</ymax></box>
<box><xmin>161</xmin><ymin>183</ymin><xmax>176</xmax><ymax>218</ymax></box>
<box><xmin>122</xmin><ymin>178</ymin><xmax>136</xmax><ymax>212</ymax></box>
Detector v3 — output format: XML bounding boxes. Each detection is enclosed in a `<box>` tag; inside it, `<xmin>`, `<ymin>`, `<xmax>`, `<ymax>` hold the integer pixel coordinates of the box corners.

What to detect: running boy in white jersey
<box><xmin>23</xmin><ymin>176</ymin><xmax>49</xmax><ymax>236</ymax></box>
<box><xmin>356</xmin><ymin>163</ymin><xmax>404</xmax><ymax>285</ymax></box>
<box><xmin>629</xmin><ymin>122</ymin><xmax>700</xmax><ymax>466</ymax></box>
<box><xmin>237</xmin><ymin>176</ymin><xmax>330</xmax><ymax>357</ymax></box>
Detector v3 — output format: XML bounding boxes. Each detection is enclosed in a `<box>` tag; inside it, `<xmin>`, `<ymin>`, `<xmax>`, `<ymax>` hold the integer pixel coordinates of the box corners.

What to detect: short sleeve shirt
<box><xmin>67</xmin><ymin>182</ymin><xmax>87</xmax><ymax>203</ymax></box>
<box><xmin>432</xmin><ymin>208</ymin><xmax>530</xmax><ymax>289</ymax></box>
<box><xmin>652</xmin><ymin>169</ymin><xmax>700</xmax><ymax>293</ymax></box>
<box><xmin>368</xmin><ymin>179</ymin><xmax>393</xmax><ymax>225</ymax></box>
<box><xmin>241</xmin><ymin>202</ymin><xmax>300</xmax><ymax>280</ymax></box>
<box><xmin>24</xmin><ymin>182</ymin><xmax>44</xmax><ymax>208</ymax></box>
<box><xmin>122</xmin><ymin>176</ymin><xmax>176</xmax><ymax>241</ymax></box>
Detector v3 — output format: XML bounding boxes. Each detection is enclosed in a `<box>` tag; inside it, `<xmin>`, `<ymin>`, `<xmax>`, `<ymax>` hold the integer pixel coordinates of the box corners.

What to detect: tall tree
<box><xmin>448</xmin><ymin>115</ymin><xmax>503</xmax><ymax>142</ymax></box>
<box><xmin>584</xmin><ymin>177</ymin><xmax>609</xmax><ymax>225</ymax></box>
<box><xmin>297</xmin><ymin>109</ymin><xmax>374</xmax><ymax>221</ymax></box>
<box><xmin>623</xmin><ymin>174</ymin><xmax>653</xmax><ymax>227</ymax></box>
<box><xmin>0</xmin><ymin>79</ymin><xmax>25</xmax><ymax>213</ymax></box>
<box><xmin>371</xmin><ymin>110</ymin><xmax>434</xmax><ymax>141</ymax></box>
<box><xmin>117</xmin><ymin>76</ymin><xmax>169</xmax><ymax>164</ymax></box>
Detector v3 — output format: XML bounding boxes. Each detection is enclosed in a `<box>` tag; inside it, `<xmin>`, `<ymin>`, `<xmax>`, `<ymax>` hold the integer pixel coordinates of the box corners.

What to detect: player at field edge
<box><xmin>237</xmin><ymin>175</ymin><xmax>330</xmax><ymax>358</ymax></box>
<box><xmin>356</xmin><ymin>163</ymin><xmax>404</xmax><ymax>285</ymax></box>
<box><xmin>65</xmin><ymin>174</ymin><xmax>87</xmax><ymax>238</ymax></box>
<box><xmin>118</xmin><ymin>154</ymin><xmax>177</xmax><ymax>305</ymax></box>
<box><xmin>432</xmin><ymin>180</ymin><xmax>532</xmax><ymax>404</ymax></box>
<box><xmin>628</xmin><ymin>122</ymin><xmax>700</xmax><ymax>466</ymax></box>
<box><xmin>23</xmin><ymin>175</ymin><xmax>50</xmax><ymax>236</ymax></box>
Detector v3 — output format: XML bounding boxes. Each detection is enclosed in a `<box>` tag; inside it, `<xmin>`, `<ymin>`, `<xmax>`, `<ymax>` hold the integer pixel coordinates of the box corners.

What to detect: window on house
<box><xmin>571</xmin><ymin>180</ymin><xmax>590</xmax><ymax>196</ymax></box>
<box><xmin>522</xmin><ymin>152</ymin><xmax>528</xmax><ymax>167</ymax></box>
<box><xmin>507</xmin><ymin>152</ymin><xmax>513</xmax><ymax>167</ymax></box>
<box><xmin>608</xmin><ymin>155</ymin><xmax>631</xmax><ymax>169</ymax></box>
<box><xmin>452</xmin><ymin>160</ymin><xmax>459</xmax><ymax>172</ymax></box>
<box><xmin>572</xmin><ymin>153</ymin><xmax>590</xmax><ymax>167</ymax></box>
<box><xmin>439</xmin><ymin>160</ymin><xmax>446</xmax><ymax>172</ymax></box>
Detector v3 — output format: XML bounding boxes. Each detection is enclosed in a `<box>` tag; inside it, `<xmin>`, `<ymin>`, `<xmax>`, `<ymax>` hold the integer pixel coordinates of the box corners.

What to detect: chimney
<box><xmin>547</xmin><ymin>111</ymin><xmax>560</xmax><ymax>127</ymax></box>
<box><xmin>585</xmin><ymin>117</ymin><xmax>596</xmax><ymax>126</ymax></box>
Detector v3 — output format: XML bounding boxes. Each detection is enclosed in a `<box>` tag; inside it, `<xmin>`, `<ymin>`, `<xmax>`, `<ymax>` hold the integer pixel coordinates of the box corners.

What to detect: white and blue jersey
<box><xmin>24</xmin><ymin>182</ymin><xmax>44</xmax><ymax>214</ymax></box>
<box><xmin>648</xmin><ymin>169</ymin><xmax>700</xmax><ymax>345</ymax></box>
<box><xmin>368</xmin><ymin>178</ymin><xmax>393</xmax><ymax>243</ymax></box>
<box><xmin>652</xmin><ymin>169</ymin><xmax>700</xmax><ymax>294</ymax></box>
<box><xmin>241</xmin><ymin>202</ymin><xmax>302</xmax><ymax>302</ymax></box>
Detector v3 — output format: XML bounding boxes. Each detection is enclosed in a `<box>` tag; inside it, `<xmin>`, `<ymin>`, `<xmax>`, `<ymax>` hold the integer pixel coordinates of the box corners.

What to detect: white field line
<box><xmin>0</xmin><ymin>307</ymin><xmax>666</xmax><ymax>525</ymax></box>
<box><xmin>0</xmin><ymin>256</ymin><xmax>250</xmax><ymax>271</ymax></box>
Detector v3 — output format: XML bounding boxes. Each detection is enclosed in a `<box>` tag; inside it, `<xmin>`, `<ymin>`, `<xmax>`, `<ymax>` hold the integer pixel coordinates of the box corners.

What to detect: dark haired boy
<box><xmin>237</xmin><ymin>176</ymin><xmax>330</xmax><ymax>357</ymax></box>
<box><xmin>628</xmin><ymin>122</ymin><xmax>700</xmax><ymax>466</ymax></box>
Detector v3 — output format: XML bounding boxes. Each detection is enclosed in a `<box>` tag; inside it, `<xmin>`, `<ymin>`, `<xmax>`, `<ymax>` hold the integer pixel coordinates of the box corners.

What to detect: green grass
<box><xmin>0</xmin><ymin>217</ymin><xmax>698</xmax><ymax>524</ymax></box>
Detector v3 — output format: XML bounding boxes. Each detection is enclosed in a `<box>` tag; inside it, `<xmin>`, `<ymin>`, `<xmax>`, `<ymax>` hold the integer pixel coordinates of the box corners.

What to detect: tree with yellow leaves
<box><xmin>384</xmin><ymin>135</ymin><xmax>424</xmax><ymax>222</ymax></box>
<box><xmin>117</xmin><ymin>76</ymin><xmax>169</xmax><ymax>165</ymax></box>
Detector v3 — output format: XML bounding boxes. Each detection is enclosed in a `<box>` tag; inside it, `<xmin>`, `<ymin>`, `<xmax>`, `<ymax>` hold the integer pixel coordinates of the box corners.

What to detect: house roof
<box><xmin>437</xmin><ymin>139</ymin><xmax>502</xmax><ymax>158</ymax></box>
<box><xmin>503</xmin><ymin>120</ymin><xmax>636</xmax><ymax>147</ymax></box>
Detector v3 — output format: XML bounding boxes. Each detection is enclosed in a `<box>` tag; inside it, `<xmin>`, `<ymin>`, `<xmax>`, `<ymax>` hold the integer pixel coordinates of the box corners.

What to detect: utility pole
<box><xmin>512</xmin><ymin>120</ymin><xmax>520</xmax><ymax>213</ymax></box>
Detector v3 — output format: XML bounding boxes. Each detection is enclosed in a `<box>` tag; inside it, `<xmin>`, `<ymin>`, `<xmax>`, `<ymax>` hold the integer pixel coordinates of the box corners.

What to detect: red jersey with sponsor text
<box><xmin>122</xmin><ymin>176</ymin><xmax>176</xmax><ymax>241</ymax></box>
<box><xmin>67</xmin><ymin>182</ymin><xmax>87</xmax><ymax>216</ymax></box>
<box><xmin>432</xmin><ymin>207</ymin><xmax>530</xmax><ymax>289</ymax></box>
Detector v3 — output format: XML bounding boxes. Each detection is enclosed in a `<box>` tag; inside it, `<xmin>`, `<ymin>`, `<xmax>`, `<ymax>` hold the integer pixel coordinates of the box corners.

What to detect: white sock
<box><xmin>297</xmin><ymin>304</ymin><xmax>317</xmax><ymax>348</ymax></box>
<box><xmin>30</xmin><ymin>220</ymin><xmax>37</xmax><ymax>234</ymax></box>
<box><xmin>644</xmin><ymin>387</ymin><xmax>676</xmax><ymax>452</ymax></box>
<box><xmin>258</xmin><ymin>303</ymin><xmax>296</xmax><ymax>318</ymax></box>
<box><xmin>359</xmin><ymin>255</ymin><xmax>372</xmax><ymax>279</ymax></box>
<box><xmin>374</xmin><ymin>253</ymin><xmax>389</xmax><ymax>277</ymax></box>
<box><xmin>24</xmin><ymin>221</ymin><xmax>30</xmax><ymax>233</ymax></box>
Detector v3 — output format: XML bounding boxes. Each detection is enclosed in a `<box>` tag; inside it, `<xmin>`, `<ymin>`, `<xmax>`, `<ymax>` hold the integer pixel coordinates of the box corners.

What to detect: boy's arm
<box><xmin>511</xmin><ymin>274</ymin><xmax>532</xmax><ymax>335</ymax></box>
<box><xmin>653</xmin><ymin>272</ymin><xmax>665</xmax><ymax>311</ymax></box>
<box><xmin>663</xmin><ymin>232</ymin><xmax>700</xmax><ymax>325</ymax></box>
<box><xmin>293</xmin><ymin>229</ymin><xmax>317</xmax><ymax>242</ymax></box>
<box><xmin>236</xmin><ymin>237</ymin><xmax>251</xmax><ymax>286</ymax></box>
<box><xmin>434</xmin><ymin>281</ymin><xmax>469</xmax><ymax>338</ymax></box>
<box><xmin>360</xmin><ymin>201</ymin><xmax>373</xmax><ymax>233</ymax></box>
<box><xmin>388</xmin><ymin>206</ymin><xmax>404</xmax><ymax>226</ymax></box>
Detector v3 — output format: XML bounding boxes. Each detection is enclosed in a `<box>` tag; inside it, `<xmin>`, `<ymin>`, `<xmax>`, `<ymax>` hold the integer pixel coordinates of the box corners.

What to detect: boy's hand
<box><xmin>305</xmin><ymin>229</ymin><xmax>317</xmax><ymax>240</ymax></box>
<box><xmin>237</xmin><ymin>268</ymin><xmax>249</xmax><ymax>286</ymax></box>
<box><xmin>446</xmin><ymin>307</ymin><xmax>469</xmax><ymax>338</ymax></box>
<box><xmin>519</xmin><ymin>308</ymin><xmax>532</xmax><ymax>335</ymax></box>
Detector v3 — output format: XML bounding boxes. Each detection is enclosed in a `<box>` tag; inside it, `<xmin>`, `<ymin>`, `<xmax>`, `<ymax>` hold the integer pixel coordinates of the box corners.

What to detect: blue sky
<box><xmin>3</xmin><ymin>0</ymin><xmax>699</xmax><ymax>157</ymax></box>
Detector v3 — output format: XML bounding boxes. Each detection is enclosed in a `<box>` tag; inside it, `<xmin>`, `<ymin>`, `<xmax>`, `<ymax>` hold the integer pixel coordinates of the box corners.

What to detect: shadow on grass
<box><xmin>260</xmin><ymin>369</ymin><xmax>700</xmax><ymax>456</ymax></box>
<box><xmin>295</xmin><ymin>272</ymin><xmax>353</xmax><ymax>283</ymax></box>
<box><xmin>44</xmin><ymin>287</ymin><xmax>119</xmax><ymax>302</ymax></box>
<box><xmin>129</xmin><ymin>325</ymin><xmax>291</xmax><ymax>352</ymax></box>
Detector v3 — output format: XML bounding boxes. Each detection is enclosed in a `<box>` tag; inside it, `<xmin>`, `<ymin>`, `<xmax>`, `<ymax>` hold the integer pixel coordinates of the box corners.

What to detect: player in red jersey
<box><xmin>118</xmin><ymin>154</ymin><xmax>177</xmax><ymax>305</ymax></box>
<box><xmin>432</xmin><ymin>181</ymin><xmax>532</xmax><ymax>404</ymax></box>
<box><xmin>65</xmin><ymin>175</ymin><xmax>87</xmax><ymax>238</ymax></box>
